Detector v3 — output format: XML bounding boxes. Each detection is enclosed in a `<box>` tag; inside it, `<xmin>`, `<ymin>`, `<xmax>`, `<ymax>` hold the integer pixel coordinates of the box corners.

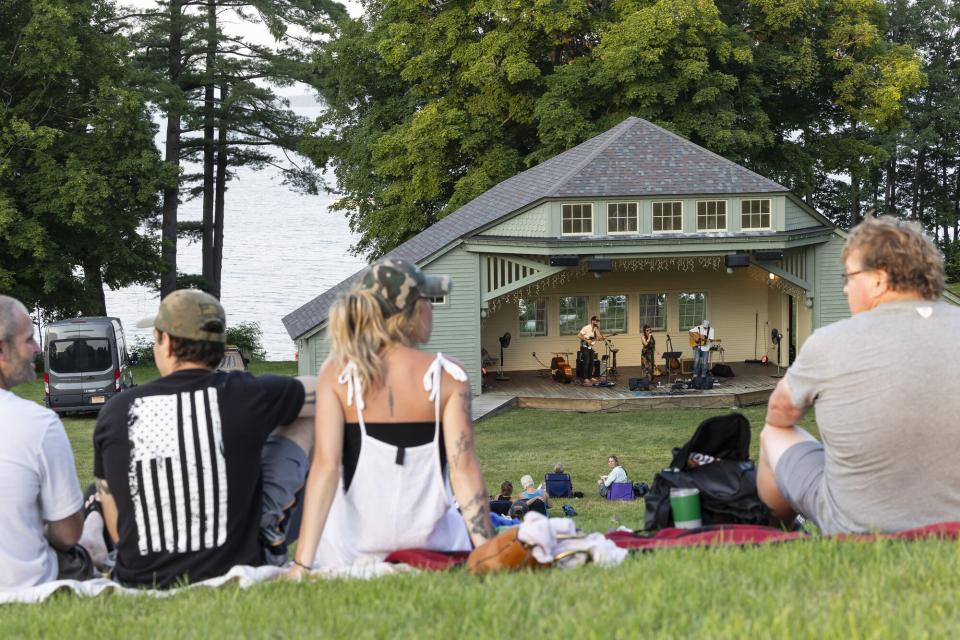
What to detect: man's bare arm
<box><xmin>46</xmin><ymin>512</ymin><xmax>82</xmax><ymax>551</ymax></box>
<box><xmin>764</xmin><ymin>378</ymin><xmax>809</xmax><ymax>430</ymax></box>
<box><xmin>295</xmin><ymin>376</ymin><xmax>317</xmax><ymax>417</ymax></box>
<box><xmin>96</xmin><ymin>477</ymin><xmax>120</xmax><ymax>544</ymax></box>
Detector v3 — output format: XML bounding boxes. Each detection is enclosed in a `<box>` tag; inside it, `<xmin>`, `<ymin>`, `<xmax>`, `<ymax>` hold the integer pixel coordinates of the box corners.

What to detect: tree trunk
<box><xmin>885</xmin><ymin>155</ymin><xmax>896</xmax><ymax>216</ymax></box>
<box><xmin>850</xmin><ymin>172</ymin><xmax>862</xmax><ymax>227</ymax></box>
<box><xmin>160</xmin><ymin>0</ymin><xmax>184</xmax><ymax>299</ymax></box>
<box><xmin>911</xmin><ymin>147</ymin><xmax>925</xmax><ymax>222</ymax></box>
<box><xmin>213</xmin><ymin>84</ymin><xmax>228</xmax><ymax>299</ymax></box>
<box><xmin>82</xmin><ymin>260</ymin><xmax>107</xmax><ymax>316</ymax></box>
<box><xmin>201</xmin><ymin>0</ymin><xmax>217</xmax><ymax>290</ymax></box>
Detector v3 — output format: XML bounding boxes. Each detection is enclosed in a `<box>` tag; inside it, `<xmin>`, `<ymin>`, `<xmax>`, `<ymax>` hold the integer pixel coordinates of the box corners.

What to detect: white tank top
<box><xmin>312</xmin><ymin>354</ymin><xmax>473</xmax><ymax>569</ymax></box>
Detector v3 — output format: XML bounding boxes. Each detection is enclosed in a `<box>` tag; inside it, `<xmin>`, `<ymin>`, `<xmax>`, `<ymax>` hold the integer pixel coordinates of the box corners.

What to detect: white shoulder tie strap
<box><xmin>337</xmin><ymin>362</ymin><xmax>368</xmax><ymax>434</ymax></box>
<box><xmin>423</xmin><ymin>353</ymin><xmax>468</xmax><ymax>431</ymax></box>
<box><xmin>336</xmin><ymin>362</ymin><xmax>364</xmax><ymax>410</ymax></box>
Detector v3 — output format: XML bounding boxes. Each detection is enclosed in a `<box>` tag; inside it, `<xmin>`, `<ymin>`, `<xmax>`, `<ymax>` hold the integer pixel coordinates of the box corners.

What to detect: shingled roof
<box><xmin>283</xmin><ymin>116</ymin><xmax>790</xmax><ymax>339</ymax></box>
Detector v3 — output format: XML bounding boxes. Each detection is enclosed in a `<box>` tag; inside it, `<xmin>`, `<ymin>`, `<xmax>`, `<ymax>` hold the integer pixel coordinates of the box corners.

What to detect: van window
<box><xmin>49</xmin><ymin>339</ymin><xmax>112</xmax><ymax>373</ymax></box>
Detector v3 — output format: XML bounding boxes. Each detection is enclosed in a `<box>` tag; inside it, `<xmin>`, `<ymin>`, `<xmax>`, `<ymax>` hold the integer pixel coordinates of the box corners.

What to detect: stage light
<box><xmin>769</xmin><ymin>272</ymin><xmax>776</xmax><ymax>280</ymax></box>
<box><xmin>726</xmin><ymin>267</ymin><xmax>734</xmax><ymax>275</ymax></box>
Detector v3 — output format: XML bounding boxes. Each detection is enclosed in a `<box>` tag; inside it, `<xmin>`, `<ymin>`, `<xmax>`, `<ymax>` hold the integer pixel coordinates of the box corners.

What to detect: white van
<box><xmin>44</xmin><ymin>317</ymin><xmax>135</xmax><ymax>413</ymax></box>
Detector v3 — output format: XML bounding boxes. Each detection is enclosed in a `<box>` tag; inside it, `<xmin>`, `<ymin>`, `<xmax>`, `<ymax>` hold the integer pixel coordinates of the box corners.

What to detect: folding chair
<box><xmin>606</xmin><ymin>482</ymin><xmax>635</xmax><ymax>501</ymax></box>
<box><xmin>544</xmin><ymin>473</ymin><xmax>574</xmax><ymax>498</ymax></box>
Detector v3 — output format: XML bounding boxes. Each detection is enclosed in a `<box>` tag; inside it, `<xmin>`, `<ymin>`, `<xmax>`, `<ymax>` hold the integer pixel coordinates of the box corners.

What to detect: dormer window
<box><xmin>652</xmin><ymin>201</ymin><xmax>683</xmax><ymax>232</ymax></box>
<box><xmin>741</xmin><ymin>199</ymin><xmax>771</xmax><ymax>230</ymax></box>
<box><xmin>696</xmin><ymin>200</ymin><xmax>727</xmax><ymax>231</ymax></box>
<box><xmin>561</xmin><ymin>203</ymin><xmax>593</xmax><ymax>236</ymax></box>
<box><xmin>607</xmin><ymin>202</ymin><xmax>638</xmax><ymax>234</ymax></box>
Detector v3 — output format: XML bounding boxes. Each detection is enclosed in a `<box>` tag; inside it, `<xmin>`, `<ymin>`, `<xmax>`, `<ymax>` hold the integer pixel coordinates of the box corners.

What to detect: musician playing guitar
<box><xmin>577</xmin><ymin>315</ymin><xmax>603</xmax><ymax>385</ymax></box>
<box><xmin>688</xmin><ymin>319</ymin><xmax>715</xmax><ymax>385</ymax></box>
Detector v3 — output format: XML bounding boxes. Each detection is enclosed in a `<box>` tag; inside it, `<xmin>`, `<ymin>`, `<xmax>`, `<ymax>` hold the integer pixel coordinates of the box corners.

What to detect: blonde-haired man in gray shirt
<box><xmin>758</xmin><ymin>216</ymin><xmax>960</xmax><ymax>534</ymax></box>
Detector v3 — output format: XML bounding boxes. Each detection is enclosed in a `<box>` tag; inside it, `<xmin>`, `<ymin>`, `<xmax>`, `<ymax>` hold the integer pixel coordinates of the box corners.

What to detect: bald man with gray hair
<box><xmin>0</xmin><ymin>296</ymin><xmax>92</xmax><ymax>588</ymax></box>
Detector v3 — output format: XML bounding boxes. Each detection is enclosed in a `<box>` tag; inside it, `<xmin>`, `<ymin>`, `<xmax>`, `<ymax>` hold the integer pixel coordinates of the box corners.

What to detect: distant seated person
<box><xmin>496</xmin><ymin>480</ymin><xmax>514</xmax><ymax>502</ymax></box>
<box><xmin>598</xmin><ymin>455</ymin><xmax>628</xmax><ymax>497</ymax></box>
<box><xmin>545</xmin><ymin>463</ymin><xmax>574</xmax><ymax>498</ymax></box>
<box><xmin>519</xmin><ymin>474</ymin><xmax>550</xmax><ymax>515</ymax></box>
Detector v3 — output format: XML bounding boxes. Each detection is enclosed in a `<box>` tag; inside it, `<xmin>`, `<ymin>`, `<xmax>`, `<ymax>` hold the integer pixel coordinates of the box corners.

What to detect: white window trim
<box><xmin>598</xmin><ymin>294</ymin><xmax>629</xmax><ymax>334</ymax></box>
<box><xmin>740</xmin><ymin>198</ymin><xmax>773</xmax><ymax>231</ymax></box>
<box><xmin>427</xmin><ymin>295</ymin><xmax>447</xmax><ymax>306</ymax></box>
<box><xmin>652</xmin><ymin>200</ymin><xmax>684</xmax><ymax>234</ymax></box>
<box><xmin>606</xmin><ymin>201</ymin><xmax>640</xmax><ymax>236</ymax></box>
<box><xmin>558</xmin><ymin>294</ymin><xmax>589</xmax><ymax>335</ymax></box>
<box><xmin>637</xmin><ymin>291</ymin><xmax>668</xmax><ymax>332</ymax></box>
<box><xmin>518</xmin><ymin>298</ymin><xmax>548</xmax><ymax>337</ymax></box>
<box><xmin>561</xmin><ymin>202</ymin><xmax>594</xmax><ymax>237</ymax></box>
<box><xmin>677</xmin><ymin>292</ymin><xmax>708</xmax><ymax>332</ymax></box>
<box><xmin>695</xmin><ymin>199</ymin><xmax>728</xmax><ymax>232</ymax></box>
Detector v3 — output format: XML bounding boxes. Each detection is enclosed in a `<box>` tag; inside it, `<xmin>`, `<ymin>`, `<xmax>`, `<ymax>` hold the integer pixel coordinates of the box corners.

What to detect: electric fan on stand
<box><xmin>496</xmin><ymin>333</ymin><xmax>511</xmax><ymax>381</ymax></box>
<box><xmin>771</xmin><ymin>329</ymin><xmax>784</xmax><ymax>378</ymax></box>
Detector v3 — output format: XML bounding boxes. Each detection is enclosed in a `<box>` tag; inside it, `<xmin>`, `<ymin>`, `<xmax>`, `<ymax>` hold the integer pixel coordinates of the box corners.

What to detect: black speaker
<box><xmin>549</xmin><ymin>255</ymin><xmax>579</xmax><ymax>267</ymax></box>
<box><xmin>711</xmin><ymin>364</ymin><xmax>734</xmax><ymax>378</ymax></box>
<box><xmin>629</xmin><ymin>378</ymin><xmax>651</xmax><ymax>391</ymax></box>
<box><xmin>724</xmin><ymin>253</ymin><xmax>750</xmax><ymax>268</ymax></box>
<box><xmin>692</xmin><ymin>377</ymin><xmax>715</xmax><ymax>390</ymax></box>
<box><xmin>587</xmin><ymin>258</ymin><xmax>612</xmax><ymax>272</ymax></box>
<box><xmin>753</xmin><ymin>250</ymin><xmax>784</xmax><ymax>261</ymax></box>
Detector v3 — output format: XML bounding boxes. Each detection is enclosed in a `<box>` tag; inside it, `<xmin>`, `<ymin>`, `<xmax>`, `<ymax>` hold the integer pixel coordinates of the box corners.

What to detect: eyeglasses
<box><xmin>841</xmin><ymin>269</ymin><xmax>867</xmax><ymax>285</ymax></box>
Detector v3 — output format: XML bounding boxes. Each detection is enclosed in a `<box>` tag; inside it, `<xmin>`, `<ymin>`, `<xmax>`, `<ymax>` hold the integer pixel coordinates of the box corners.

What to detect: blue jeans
<box><xmin>260</xmin><ymin>434</ymin><xmax>309</xmax><ymax>560</ymax></box>
<box><xmin>693</xmin><ymin>348</ymin><xmax>710</xmax><ymax>380</ymax></box>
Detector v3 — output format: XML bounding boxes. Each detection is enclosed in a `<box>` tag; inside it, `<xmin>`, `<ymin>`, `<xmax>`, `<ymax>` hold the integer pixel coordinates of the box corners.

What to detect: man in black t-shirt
<box><xmin>93</xmin><ymin>290</ymin><xmax>315</xmax><ymax>587</ymax></box>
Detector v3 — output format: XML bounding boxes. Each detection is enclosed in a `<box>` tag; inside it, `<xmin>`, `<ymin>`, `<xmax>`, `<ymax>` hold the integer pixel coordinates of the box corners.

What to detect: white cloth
<box><xmin>314</xmin><ymin>354</ymin><xmax>472</xmax><ymax>570</ymax></box>
<box><xmin>579</xmin><ymin>323</ymin><xmax>597</xmax><ymax>340</ymax></box>
<box><xmin>690</xmin><ymin>325</ymin><xmax>715</xmax><ymax>352</ymax></box>
<box><xmin>0</xmin><ymin>562</ymin><xmax>415</xmax><ymax>605</ymax></box>
<box><xmin>516</xmin><ymin>513</ymin><xmax>628</xmax><ymax>568</ymax></box>
<box><xmin>0</xmin><ymin>389</ymin><xmax>83</xmax><ymax>590</ymax></box>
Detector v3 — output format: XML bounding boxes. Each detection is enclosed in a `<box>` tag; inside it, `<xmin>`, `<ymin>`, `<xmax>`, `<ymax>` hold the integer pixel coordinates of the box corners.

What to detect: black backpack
<box><xmin>644</xmin><ymin>413</ymin><xmax>771</xmax><ymax>530</ymax></box>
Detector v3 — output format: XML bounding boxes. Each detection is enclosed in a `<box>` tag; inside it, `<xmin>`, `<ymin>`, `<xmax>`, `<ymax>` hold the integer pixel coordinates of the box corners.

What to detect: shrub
<box><xmin>226</xmin><ymin>321</ymin><xmax>266</xmax><ymax>361</ymax></box>
<box><xmin>130</xmin><ymin>335</ymin><xmax>156</xmax><ymax>366</ymax></box>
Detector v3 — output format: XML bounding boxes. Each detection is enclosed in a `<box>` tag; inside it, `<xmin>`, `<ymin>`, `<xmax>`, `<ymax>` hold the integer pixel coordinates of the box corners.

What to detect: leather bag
<box><xmin>466</xmin><ymin>528</ymin><xmax>545</xmax><ymax>575</ymax></box>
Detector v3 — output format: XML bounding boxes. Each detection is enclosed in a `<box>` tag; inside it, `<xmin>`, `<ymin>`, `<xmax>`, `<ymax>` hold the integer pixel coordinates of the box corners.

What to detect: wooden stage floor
<box><xmin>476</xmin><ymin>361</ymin><xmax>783</xmax><ymax>416</ymax></box>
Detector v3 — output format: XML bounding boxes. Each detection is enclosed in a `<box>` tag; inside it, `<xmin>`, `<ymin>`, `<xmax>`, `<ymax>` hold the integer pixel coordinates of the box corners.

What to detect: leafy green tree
<box><xmin>307</xmin><ymin>0</ymin><xmax>923</xmax><ymax>258</ymax></box>
<box><xmin>0</xmin><ymin>0</ymin><xmax>167</xmax><ymax>317</ymax></box>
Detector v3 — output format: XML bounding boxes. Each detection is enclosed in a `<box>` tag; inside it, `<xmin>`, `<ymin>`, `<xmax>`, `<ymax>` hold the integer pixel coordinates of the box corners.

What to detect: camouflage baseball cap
<box><xmin>136</xmin><ymin>289</ymin><xmax>227</xmax><ymax>343</ymax></box>
<box><xmin>358</xmin><ymin>257</ymin><xmax>451</xmax><ymax>316</ymax></box>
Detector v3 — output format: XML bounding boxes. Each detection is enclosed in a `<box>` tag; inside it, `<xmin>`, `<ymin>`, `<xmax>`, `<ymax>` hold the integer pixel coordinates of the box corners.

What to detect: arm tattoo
<box><xmin>96</xmin><ymin>478</ymin><xmax>111</xmax><ymax>495</ymax></box>
<box><xmin>459</xmin><ymin>389</ymin><xmax>472</xmax><ymax>421</ymax></box>
<box><xmin>450</xmin><ymin>430</ymin><xmax>474</xmax><ymax>469</ymax></box>
<box><xmin>464</xmin><ymin>490</ymin><xmax>492</xmax><ymax>539</ymax></box>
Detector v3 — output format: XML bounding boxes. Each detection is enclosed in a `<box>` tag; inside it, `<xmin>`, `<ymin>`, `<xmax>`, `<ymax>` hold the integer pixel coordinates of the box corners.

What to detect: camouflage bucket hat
<box><xmin>136</xmin><ymin>289</ymin><xmax>227</xmax><ymax>343</ymax></box>
<box><xmin>358</xmin><ymin>257</ymin><xmax>451</xmax><ymax>316</ymax></box>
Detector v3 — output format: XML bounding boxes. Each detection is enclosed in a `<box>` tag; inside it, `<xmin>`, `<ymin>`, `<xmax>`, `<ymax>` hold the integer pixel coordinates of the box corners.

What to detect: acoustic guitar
<box><xmin>688</xmin><ymin>329</ymin><xmax>721</xmax><ymax>348</ymax></box>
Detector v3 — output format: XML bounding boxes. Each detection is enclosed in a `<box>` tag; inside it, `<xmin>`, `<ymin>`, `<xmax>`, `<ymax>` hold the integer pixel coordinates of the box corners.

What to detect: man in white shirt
<box><xmin>688</xmin><ymin>320</ymin><xmax>714</xmax><ymax>385</ymax></box>
<box><xmin>0</xmin><ymin>296</ymin><xmax>88</xmax><ymax>590</ymax></box>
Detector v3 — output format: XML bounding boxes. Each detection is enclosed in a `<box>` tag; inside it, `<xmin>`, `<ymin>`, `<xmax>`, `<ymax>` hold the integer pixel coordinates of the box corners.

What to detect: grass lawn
<box><xmin>5</xmin><ymin>364</ymin><xmax>960</xmax><ymax>637</ymax></box>
<box><xmin>948</xmin><ymin>282</ymin><xmax>960</xmax><ymax>296</ymax></box>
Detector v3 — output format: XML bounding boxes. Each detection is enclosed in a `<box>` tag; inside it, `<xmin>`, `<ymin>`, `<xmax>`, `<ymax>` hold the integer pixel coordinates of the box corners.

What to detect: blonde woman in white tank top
<box><xmin>286</xmin><ymin>259</ymin><xmax>493</xmax><ymax>576</ymax></box>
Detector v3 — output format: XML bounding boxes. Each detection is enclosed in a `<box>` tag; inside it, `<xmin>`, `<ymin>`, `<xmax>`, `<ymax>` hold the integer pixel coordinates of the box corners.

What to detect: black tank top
<box><xmin>342</xmin><ymin>422</ymin><xmax>447</xmax><ymax>492</ymax></box>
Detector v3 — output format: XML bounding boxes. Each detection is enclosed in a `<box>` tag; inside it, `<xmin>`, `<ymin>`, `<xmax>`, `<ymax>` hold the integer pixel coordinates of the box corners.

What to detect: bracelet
<box><xmin>292</xmin><ymin>559</ymin><xmax>311</xmax><ymax>570</ymax></box>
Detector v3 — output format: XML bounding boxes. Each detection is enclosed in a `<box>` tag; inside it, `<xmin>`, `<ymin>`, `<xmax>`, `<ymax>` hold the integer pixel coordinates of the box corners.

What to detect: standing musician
<box><xmin>640</xmin><ymin>324</ymin><xmax>656</xmax><ymax>380</ymax></box>
<box><xmin>577</xmin><ymin>315</ymin><xmax>602</xmax><ymax>385</ymax></box>
<box><xmin>688</xmin><ymin>319</ymin><xmax>715</xmax><ymax>385</ymax></box>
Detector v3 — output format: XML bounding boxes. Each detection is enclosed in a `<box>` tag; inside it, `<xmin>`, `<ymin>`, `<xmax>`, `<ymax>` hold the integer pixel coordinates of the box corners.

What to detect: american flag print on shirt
<box><xmin>127</xmin><ymin>388</ymin><xmax>228</xmax><ymax>555</ymax></box>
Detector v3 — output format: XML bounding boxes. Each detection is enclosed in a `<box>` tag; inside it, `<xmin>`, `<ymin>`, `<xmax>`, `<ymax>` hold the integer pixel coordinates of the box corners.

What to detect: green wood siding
<box><xmin>484</xmin><ymin>203</ymin><xmax>550</xmax><ymax>237</ymax></box>
<box><xmin>422</xmin><ymin>247</ymin><xmax>483</xmax><ymax>396</ymax></box>
<box><xmin>296</xmin><ymin>338</ymin><xmax>314</xmax><ymax>376</ymax></box>
<box><xmin>785</xmin><ymin>198</ymin><xmax>821</xmax><ymax>231</ymax></box>
<box><xmin>814</xmin><ymin>232</ymin><xmax>850</xmax><ymax>327</ymax></box>
<box><xmin>483</xmin><ymin>196</ymin><xmax>789</xmax><ymax>238</ymax></box>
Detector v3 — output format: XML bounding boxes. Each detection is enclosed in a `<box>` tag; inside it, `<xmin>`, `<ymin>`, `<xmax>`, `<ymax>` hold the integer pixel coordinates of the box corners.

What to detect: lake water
<box><xmin>102</xmin><ymin>104</ymin><xmax>366</xmax><ymax>360</ymax></box>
